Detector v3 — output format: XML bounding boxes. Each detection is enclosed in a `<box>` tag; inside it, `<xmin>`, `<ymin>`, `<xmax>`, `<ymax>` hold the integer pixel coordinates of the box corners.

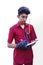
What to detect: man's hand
<box><xmin>7</xmin><ymin>43</ymin><xmax>16</xmax><ymax>48</ymax></box>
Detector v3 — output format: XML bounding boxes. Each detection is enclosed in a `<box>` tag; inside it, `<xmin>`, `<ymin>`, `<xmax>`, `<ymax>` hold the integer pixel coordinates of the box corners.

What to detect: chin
<box><xmin>20</xmin><ymin>21</ymin><xmax>26</xmax><ymax>25</ymax></box>
<box><xmin>22</xmin><ymin>23</ymin><xmax>26</xmax><ymax>25</ymax></box>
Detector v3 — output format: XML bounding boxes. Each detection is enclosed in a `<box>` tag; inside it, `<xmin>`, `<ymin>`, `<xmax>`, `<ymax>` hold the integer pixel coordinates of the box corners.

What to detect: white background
<box><xmin>0</xmin><ymin>0</ymin><xmax>43</xmax><ymax>65</ymax></box>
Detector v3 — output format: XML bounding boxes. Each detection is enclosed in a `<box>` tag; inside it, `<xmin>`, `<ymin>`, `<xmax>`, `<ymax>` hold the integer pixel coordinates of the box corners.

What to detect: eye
<box><xmin>22</xmin><ymin>16</ymin><xmax>27</xmax><ymax>19</ymax></box>
<box><xmin>25</xmin><ymin>16</ymin><xmax>27</xmax><ymax>19</ymax></box>
<box><xmin>22</xmin><ymin>16</ymin><xmax>25</xmax><ymax>18</ymax></box>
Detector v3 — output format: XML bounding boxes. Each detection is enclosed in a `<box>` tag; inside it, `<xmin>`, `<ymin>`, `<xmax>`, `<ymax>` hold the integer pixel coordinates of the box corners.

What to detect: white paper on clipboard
<box><xmin>26</xmin><ymin>39</ymin><xmax>38</xmax><ymax>46</ymax></box>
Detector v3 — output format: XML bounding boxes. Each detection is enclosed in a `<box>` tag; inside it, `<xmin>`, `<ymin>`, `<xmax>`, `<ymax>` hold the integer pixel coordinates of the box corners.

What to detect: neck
<box><xmin>20</xmin><ymin>25</ymin><xmax>25</xmax><ymax>29</ymax></box>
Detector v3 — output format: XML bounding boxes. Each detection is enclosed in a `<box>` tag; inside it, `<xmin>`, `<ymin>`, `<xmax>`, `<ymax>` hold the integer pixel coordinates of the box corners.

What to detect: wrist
<box><xmin>14</xmin><ymin>44</ymin><xmax>16</xmax><ymax>48</ymax></box>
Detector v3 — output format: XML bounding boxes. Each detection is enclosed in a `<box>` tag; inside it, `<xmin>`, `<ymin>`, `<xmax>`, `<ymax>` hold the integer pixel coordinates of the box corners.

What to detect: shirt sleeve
<box><xmin>31</xmin><ymin>25</ymin><xmax>37</xmax><ymax>41</ymax></box>
<box><xmin>7</xmin><ymin>28</ymin><xmax>14</xmax><ymax>44</ymax></box>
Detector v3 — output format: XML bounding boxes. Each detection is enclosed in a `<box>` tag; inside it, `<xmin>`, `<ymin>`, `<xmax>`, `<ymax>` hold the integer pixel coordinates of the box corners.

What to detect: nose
<box><xmin>23</xmin><ymin>18</ymin><xmax>27</xmax><ymax>21</ymax></box>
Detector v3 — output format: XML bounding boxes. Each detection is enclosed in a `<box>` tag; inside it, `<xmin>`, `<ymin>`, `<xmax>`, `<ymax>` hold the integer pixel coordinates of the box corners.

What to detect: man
<box><xmin>7</xmin><ymin>6</ymin><xmax>37</xmax><ymax>65</ymax></box>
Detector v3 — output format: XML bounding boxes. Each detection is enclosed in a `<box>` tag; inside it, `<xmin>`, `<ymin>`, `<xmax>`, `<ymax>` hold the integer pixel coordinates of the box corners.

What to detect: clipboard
<box><xmin>26</xmin><ymin>39</ymin><xmax>38</xmax><ymax>46</ymax></box>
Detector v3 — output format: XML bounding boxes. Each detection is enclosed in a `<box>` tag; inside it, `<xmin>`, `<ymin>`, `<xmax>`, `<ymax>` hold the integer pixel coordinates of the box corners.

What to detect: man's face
<box><xmin>18</xmin><ymin>13</ymin><xmax>28</xmax><ymax>25</ymax></box>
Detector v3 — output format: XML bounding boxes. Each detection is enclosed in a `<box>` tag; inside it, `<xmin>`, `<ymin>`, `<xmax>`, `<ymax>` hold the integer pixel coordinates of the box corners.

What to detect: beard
<box><xmin>20</xmin><ymin>21</ymin><xmax>26</xmax><ymax>25</ymax></box>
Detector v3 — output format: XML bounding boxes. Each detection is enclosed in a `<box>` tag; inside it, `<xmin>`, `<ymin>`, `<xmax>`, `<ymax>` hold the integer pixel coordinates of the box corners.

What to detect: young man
<box><xmin>7</xmin><ymin>6</ymin><xmax>37</xmax><ymax>65</ymax></box>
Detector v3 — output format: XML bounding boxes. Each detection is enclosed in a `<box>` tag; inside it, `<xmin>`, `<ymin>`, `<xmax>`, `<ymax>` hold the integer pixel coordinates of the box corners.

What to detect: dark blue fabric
<box><xmin>24</xmin><ymin>31</ymin><xmax>31</xmax><ymax>49</ymax></box>
<box><xmin>16</xmin><ymin>40</ymin><xmax>31</xmax><ymax>49</ymax></box>
<box><xmin>16</xmin><ymin>40</ymin><xmax>27</xmax><ymax>48</ymax></box>
<box><xmin>25</xmin><ymin>31</ymin><xmax>29</xmax><ymax>42</ymax></box>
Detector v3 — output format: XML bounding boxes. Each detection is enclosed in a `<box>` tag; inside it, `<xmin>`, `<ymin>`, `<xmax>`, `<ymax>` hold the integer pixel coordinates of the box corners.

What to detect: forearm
<box><xmin>7</xmin><ymin>40</ymin><xmax>27</xmax><ymax>49</ymax></box>
<box><xmin>7</xmin><ymin>43</ymin><xmax>16</xmax><ymax>48</ymax></box>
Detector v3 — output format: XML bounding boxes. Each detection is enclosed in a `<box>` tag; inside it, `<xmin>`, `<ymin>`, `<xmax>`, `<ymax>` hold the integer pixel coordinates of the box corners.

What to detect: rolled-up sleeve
<box><xmin>31</xmin><ymin>25</ymin><xmax>37</xmax><ymax>41</ymax></box>
<box><xmin>7</xmin><ymin>28</ymin><xmax>14</xmax><ymax>44</ymax></box>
